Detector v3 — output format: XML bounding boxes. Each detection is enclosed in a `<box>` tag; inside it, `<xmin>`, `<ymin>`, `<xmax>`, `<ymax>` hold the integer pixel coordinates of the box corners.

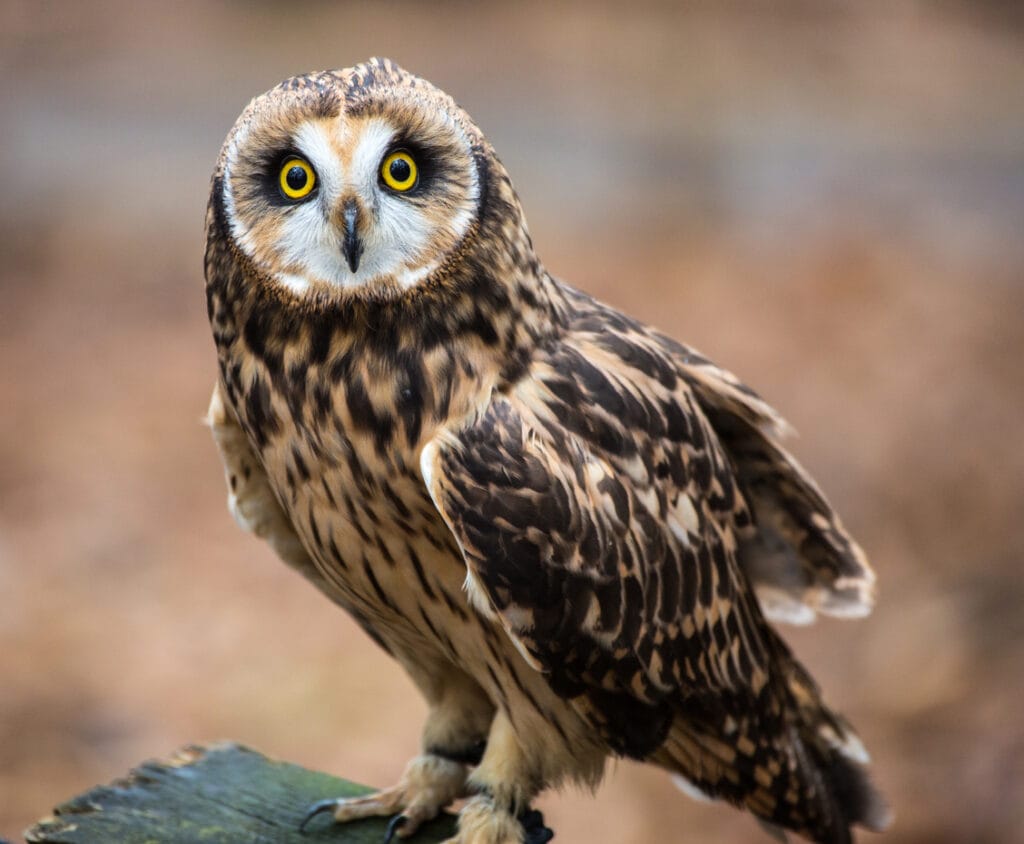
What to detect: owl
<box><xmin>204</xmin><ymin>58</ymin><xmax>889</xmax><ymax>844</ymax></box>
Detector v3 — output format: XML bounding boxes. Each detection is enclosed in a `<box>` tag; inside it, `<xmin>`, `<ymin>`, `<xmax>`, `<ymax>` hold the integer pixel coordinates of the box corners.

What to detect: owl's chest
<box><xmin>256</xmin><ymin>407</ymin><xmax>469</xmax><ymax>638</ymax></box>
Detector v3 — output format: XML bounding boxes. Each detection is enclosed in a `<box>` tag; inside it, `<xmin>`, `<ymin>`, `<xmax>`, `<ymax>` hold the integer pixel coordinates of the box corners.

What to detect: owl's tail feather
<box><xmin>785</xmin><ymin>660</ymin><xmax>891</xmax><ymax>839</ymax></box>
<box><xmin>653</xmin><ymin>662</ymin><xmax>889</xmax><ymax>844</ymax></box>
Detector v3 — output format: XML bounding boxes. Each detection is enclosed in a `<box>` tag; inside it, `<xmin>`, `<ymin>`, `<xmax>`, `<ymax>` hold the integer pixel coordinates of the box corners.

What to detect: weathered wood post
<box><xmin>25</xmin><ymin>743</ymin><xmax>457</xmax><ymax>843</ymax></box>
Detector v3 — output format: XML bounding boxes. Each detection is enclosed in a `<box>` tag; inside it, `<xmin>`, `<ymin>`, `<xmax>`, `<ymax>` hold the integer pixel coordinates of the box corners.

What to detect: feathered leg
<box><xmin>445</xmin><ymin>710</ymin><xmax>553</xmax><ymax>844</ymax></box>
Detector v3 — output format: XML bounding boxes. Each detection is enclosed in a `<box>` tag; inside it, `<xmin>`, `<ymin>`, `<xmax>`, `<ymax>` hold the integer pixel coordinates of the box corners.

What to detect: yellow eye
<box><xmin>381</xmin><ymin>151</ymin><xmax>418</xmax><ymax>192</ymax></box>
<box><xmin>279</xmin><ymin>157</ymin><xmax>316</xmax><ymax>200</ymax></box>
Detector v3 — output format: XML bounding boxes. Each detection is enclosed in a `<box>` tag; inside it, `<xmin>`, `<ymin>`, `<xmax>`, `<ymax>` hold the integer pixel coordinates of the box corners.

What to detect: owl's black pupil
<box><xmin>389</xmin><ymin>158</ymin><xmax>411</xmax><ymax>183</ymax></box>
<box><xmin>286</xmin><ymin>165</ymin><xmax>307</xmax><ymax>190</ymax></box>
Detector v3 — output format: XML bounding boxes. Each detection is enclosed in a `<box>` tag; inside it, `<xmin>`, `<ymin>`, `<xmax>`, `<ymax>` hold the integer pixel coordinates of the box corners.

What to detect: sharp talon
<box><xmin>384</xmin><ymin>814</ymin><xmax>407</xmax><ymax>843</ymax></box>
<box><xmin>518</xmin><ymin>809</ymin><xmax>543</xmax><ymax>828</ymax></box>
<box><xmin>518</xmin><ymin>807</ymin><xmax>554</xmax><ymax>843</ymax></box>
<box><xmin>299</xmin><ymin>798</ymin><xmax>339</xmax><ymax>833</ymax></box>
<box><xmin>524</xmin><ymin>826</ymin><xmax>554</xmax><ymax>844</ymax></box>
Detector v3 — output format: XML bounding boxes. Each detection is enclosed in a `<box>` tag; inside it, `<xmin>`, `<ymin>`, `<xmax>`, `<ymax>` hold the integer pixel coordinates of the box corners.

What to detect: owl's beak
<box><xmin>341</xmin><ymin>201</ymin><xmax>364</xmax><ymax>273</ymax></box>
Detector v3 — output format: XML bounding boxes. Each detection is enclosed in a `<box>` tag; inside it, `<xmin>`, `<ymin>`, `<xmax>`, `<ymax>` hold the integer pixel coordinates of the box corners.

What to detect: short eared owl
<box><xmin>205</xmin><ymin>58</ymin><xmax>888</xmax><ymax>844</ymax></box>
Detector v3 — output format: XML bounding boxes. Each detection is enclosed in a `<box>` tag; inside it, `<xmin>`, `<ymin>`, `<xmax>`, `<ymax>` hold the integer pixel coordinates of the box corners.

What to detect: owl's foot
<box><xmin>440</xmin><ymin>796</ymin><xmax>554</xmax><ymax>844</ymax></box>
<box><xmin>299</xmin><ymin>754</ymin><xmax>467</xmax><ymax>838</ymax></box>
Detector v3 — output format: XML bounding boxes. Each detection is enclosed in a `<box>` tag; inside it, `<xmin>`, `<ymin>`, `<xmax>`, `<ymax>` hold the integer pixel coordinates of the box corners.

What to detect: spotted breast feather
<box><xmin>422</xmin><ymin>283</ymin><xmax>887</xmax><ymax>843</ymax></box>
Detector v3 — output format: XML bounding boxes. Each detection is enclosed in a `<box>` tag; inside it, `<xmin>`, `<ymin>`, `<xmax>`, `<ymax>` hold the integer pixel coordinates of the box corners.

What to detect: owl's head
<box><xmin>212</xmin><ymin>58</ymin><xmax>508</xmax><ymax>304</ymax></box>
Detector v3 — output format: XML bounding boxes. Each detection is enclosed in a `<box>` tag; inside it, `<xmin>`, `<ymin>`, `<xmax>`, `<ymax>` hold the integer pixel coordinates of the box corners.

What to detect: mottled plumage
<box><xmin>205</xmin><ymin>58</ymin><xmax>888</xmax><ymax>844</ymax></box>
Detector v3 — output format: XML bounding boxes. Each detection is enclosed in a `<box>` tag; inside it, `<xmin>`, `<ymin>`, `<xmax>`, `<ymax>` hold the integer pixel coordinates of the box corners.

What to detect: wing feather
<box><xmin>422</xmin><ymin>335</ymin><xmax>778</xmax><ymax>756</ymax></box>
<box><xmin>657</xmin><ymin>333</ymin><xmax>876</xmax><ymax>621</ymax></box>
<box><xmin>576</xmin><ymin>285</ymin><xmax>877</xmax><ymax>623</ymax></box>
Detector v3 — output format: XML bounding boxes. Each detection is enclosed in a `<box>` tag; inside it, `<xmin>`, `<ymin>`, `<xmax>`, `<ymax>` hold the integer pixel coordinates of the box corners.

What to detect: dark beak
<box><xmin>342</xmin><ymin>201</ymin><xmax>364</xmax><ymax>273</ymax></box>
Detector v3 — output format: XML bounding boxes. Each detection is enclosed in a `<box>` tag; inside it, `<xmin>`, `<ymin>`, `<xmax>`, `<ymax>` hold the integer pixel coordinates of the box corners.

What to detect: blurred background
<box><xmin>2</xmin><ymin>1</ymin><xmax>1022</xmax><ymax>842</ymax></box>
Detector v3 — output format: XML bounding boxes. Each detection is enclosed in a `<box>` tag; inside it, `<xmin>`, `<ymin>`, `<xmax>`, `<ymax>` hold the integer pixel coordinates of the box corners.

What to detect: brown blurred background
<box><xmin>2</xmin><ymin>1</ymin><xmax>1023</xmax><ymax>842</ymax></box>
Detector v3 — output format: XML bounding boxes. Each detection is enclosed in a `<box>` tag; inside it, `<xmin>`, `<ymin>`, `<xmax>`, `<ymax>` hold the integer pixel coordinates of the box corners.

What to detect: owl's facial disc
<box><xmin>224</xmin><ymin>109</ymin><xmax>480</xmax><ymax>298</ymax></box>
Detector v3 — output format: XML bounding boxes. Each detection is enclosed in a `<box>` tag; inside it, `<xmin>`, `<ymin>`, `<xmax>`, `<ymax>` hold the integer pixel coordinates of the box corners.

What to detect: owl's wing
<box><xmin>560</xmin><ymin>284</ymin><xmax>876</xmax><ymax>625</ymax></box>
<box><xmin>421</xmin><ymin>374</ymin><xmax>778</xmax><ymax>757</ymax></box>
<box><xmin>421</xmin><ymin>286</ymin><xmax>877</xmax><ymax>758</ymax></box>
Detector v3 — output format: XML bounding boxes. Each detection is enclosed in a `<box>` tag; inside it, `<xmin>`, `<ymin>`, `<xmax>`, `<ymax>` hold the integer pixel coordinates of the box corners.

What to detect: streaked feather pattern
<box><xmin>668</xmin><ymin>333</ymin><xmax>876</xmax><ymax>623</ymax></box>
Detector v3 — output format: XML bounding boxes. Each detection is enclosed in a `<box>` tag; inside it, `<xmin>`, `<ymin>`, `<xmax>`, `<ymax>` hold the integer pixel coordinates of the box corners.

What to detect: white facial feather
<box><xmin>275</xmin><ymin>122</ymin><xmax>348</xmax><ymax>292</ymax></box>
<box><xmin>228</xmin><ymin>113</ymin><xmax>479</xmax><ymax>294</ymax></box>
<box><xmin>223</xmin><ymin>121</ymin><xmax>256</xmax><ymax>257</ymax></box>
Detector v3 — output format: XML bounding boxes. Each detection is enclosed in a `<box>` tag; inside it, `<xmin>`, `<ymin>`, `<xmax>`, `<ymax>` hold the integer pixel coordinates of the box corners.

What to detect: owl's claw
<box><xmin>299</xmin><ymin>797</ymin><xmax>340</xmax><ymax>833</ymax></box>
<box><xmin>384</xmin><ymin>814</ymin><xmax>408</xmax><ymax>843</ymax></box>
<box><xmin>518</xmin><ymin>808</ymin><xmax>554</xmax><ymax>844</ymax></box>
<box><xmin>298</xmin><ymin>754</ymin><xmax>466</xmax><ymax>837</ymax></box>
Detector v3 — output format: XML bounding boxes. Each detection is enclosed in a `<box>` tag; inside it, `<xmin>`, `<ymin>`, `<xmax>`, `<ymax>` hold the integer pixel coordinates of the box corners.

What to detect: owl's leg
<box><xmin>301</xmin><ymin>665</ymin><xmax>495</xmax><ymax>839</ymax></box>
<box><xmin>444</xmin><ymin>710</ymin><xmax>553</xmax><ymax>844</ymax></box>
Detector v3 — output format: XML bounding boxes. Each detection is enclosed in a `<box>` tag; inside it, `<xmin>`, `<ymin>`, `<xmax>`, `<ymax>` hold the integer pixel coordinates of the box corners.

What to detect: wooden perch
<box><xmin>25</xmin><ymin>742</ymin><xmax>458</xmax><ymax>844</ymax></box>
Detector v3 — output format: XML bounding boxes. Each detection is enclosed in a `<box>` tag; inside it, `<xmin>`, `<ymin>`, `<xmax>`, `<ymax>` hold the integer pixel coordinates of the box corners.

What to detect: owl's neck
<box><xmin>207</xmin><ymin>196</ymin><xmax>566</xmax><ymax>463</ymax></box>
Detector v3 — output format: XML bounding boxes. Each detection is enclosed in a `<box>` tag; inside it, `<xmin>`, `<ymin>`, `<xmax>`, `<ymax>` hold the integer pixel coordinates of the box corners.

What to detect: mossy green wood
<box><xmin>25</xmin><ymin>742</ymin><xmax>457</xmax><ymax>844</ymax></box>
